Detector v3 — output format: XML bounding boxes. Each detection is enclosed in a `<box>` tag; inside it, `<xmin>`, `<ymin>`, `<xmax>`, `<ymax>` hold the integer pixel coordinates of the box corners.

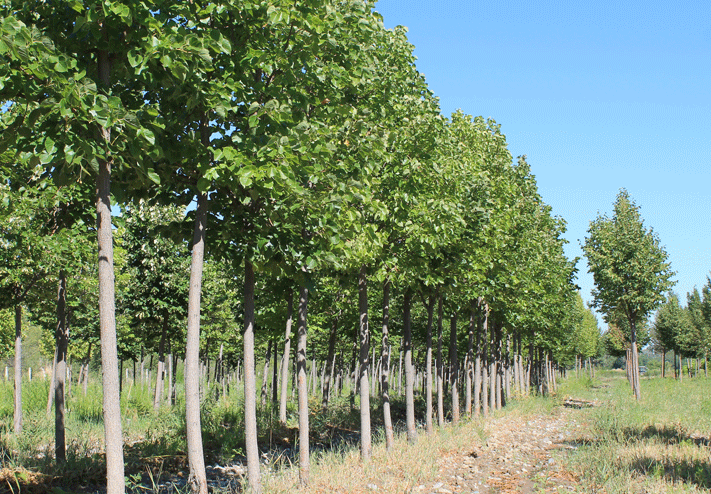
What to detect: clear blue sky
<box><xmin>375</xmin><ymin>0</ymin><xmax>711</xmax><ymax>320</ymax></box>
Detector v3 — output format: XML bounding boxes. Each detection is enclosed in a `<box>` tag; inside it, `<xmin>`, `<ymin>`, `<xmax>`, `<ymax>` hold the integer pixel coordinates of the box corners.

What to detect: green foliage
<box><xmin>0</xmin><ymin>308</ymin><xmax>12</xmax><ymax>359</ymax></box>
<box><xmin>583</xmin><ymin>189</ymin><xmax>675</xmax><ymax>331</ymax></box>
<box><xmin>652</xmin><ymin>293</ymin><xmax>688</xmax><ymax>355</ymax></box>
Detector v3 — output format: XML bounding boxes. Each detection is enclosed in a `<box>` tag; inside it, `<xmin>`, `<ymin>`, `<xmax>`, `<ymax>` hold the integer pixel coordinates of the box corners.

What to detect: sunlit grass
<box><xmin>564</xmin><ymin>373</ymin><xmax>711</xmax><ymax>493</ymax></box>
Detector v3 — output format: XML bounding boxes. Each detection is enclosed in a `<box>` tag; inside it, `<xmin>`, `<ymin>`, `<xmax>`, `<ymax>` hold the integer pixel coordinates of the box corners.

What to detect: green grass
<box><xmin>2</xmin><ymin>370</ymin><xmax>709</xmax><ymax>493</ymax></box>
<box><xmin>561</xmin><ymin>371</ymin><xmax>711</xmax><ymax>493</ymax></box>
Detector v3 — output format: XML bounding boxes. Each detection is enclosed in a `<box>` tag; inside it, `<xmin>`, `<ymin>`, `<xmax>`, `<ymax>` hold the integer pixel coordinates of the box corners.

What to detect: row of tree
<box><xmin>1</xmin><ymin>1</ymin><xmax>605</xmax><ymax>493</ymax></box>
<box><xmin>653</xmin><ymin>283</ymin><xmax>711</xmax><ymax>378</ymax></box>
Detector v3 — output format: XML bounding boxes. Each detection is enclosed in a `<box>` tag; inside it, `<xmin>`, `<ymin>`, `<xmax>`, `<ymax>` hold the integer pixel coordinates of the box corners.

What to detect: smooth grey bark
<box><xmin>96</xmin><ymin>47</ymin><xmax>125</xmax><ymax>493</ymax></box>
<box><xmin>14</xmin><ymin>305</ymin><xmax>22</xmax><ymax>435</ymax></box>
<box><xmin>489</xmin><ymin>320</ymin><xmax>496</xmax><ymax>411</ymax></box>
<box><xmin>83</xmin><ymin>342</ymin><xmax>92</xmax><ymax>397</ymax></box>
<box><xmin>630</xmin><ymin>320</ymin><xmax>641</xmax><ymax>400</ymax></box>
<box><xmin>466</xmin><ymin>301</ymin><xmax>475</xmax><ymax>416</ymax></box>
<box><xmin>167</xmin><ymin>344</ymin><xmax>173</xmax><ymax>406</ymax></box>
<box><xmin>55</xmin><ymin>271</ymin><xmax>68</xmax><ymax>463</ymax></box>
<box><xmin>482</xmin><ymin>310</ymin><xmax>489</xmax><ymax>417</ymax></box>
<box><xmin>322</xmin><ymin>305</ymin><xmax>340</xmax><ymax>409</ymax></box>
<box><xmin>425</xmin><ymin>294</ymin><xmax>435</xmax><ymax>434</ymax></box>
<box><xmin>381</xmin><ymin>280</ymin><xmax>395</xmax><ymax>450</ymax></box>
<box><xmin>436</xmin><ymin>295</ymin><xmax>444</xmax><ymax>427</ymax></box>
<box><xmin>154</xmin><ymin>313</ymin><xmax>168</xmax><ymax>411</ymax></box>
<box><xmin>449</xmin><ymin>311</ymin><xmax>459</xmax><ymax>424</ymax></box>
<box><xmin>358</xmin><ymin>266</ymin><xmax>372</xmax><ymax>461</ymax></box>
<box><xmin>403</xmin><ymin>288</ymin><xmax>417</xmax><ymax>444</ymax></box>
<box><xmin>260</xmin><ymin>339</ymin><xmax>272</xmax><ymax>407</ymax></box>
<box><xmin>244</xmin><ymin>260</ymin><xmax>262</xmax><ymax>492</ymax></box>
<box><xmin>185</xmin><ymin>192</ymin><xmax>208</xmax><ymax>494</ymax></box>
<box><xmin>473</xmin><ymin>300</ymin><xmax>484</xmax><ymax>417</ymax></box>
<box><xmin>279</xmin><ymin>291</ymin><xmax>293</xmax><ymax>425</ymax></box>
<box><xmin>296</xmin><ymin>285</ymin><xmax>310</xmax><ymax>486</ymax></box>
<box><xmin>47</xmin><ymin>348</ymin><xmax>57</xmax><ymax>415</ymax></box>
<box><xmin>271</xmin><ymin>337</ymin><xmax>278</xmax><ymax>405</ymax></box>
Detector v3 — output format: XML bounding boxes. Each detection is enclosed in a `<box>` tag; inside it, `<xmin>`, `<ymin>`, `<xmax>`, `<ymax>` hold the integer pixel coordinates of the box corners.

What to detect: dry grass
<box><xmin>262</xmin><ymin>421</ymin><xmax>486</xmax><ymax>493</ymax></box>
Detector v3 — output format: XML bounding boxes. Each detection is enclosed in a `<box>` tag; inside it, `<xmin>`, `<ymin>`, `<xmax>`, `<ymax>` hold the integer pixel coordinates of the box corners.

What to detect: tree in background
<box><xmin>652</xmin><ymin>293</ymin><xmax>687</xmax><ymax>378</ymax></box>
<box><xmin>583</xmin><ymin>189</ymin><xmax>675</xmax><ymax>400</ymax></box>
<box><xmin>680</xmin><ymin>288</ymin><xmax>708</xmax><ymax>376</ymax></box>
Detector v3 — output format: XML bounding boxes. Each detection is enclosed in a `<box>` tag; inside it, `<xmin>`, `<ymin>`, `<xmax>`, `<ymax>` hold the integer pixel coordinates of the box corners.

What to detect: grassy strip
<box><xmin>561</xmin><ymin>371</ymin><xmax>711</xmax><ymax>493</ymax></box>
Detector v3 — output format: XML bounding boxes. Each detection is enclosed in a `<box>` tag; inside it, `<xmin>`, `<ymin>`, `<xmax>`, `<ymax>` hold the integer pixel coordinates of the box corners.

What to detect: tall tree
<box><xmin>583</xmin><ymin>189</ymin><xmax>675</xmax><ymax>399</ymax></box>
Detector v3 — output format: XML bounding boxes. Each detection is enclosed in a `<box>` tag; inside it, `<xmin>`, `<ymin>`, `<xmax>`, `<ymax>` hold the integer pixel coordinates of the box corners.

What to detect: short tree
<box><xmin>583</xmin><ymin>189</ymin><xmax>674</xmax><ymax>399</ymax></box>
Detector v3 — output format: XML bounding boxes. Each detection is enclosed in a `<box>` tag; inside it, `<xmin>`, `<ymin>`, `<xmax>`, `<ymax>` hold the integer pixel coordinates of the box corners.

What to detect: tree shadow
<box><xmin>564</xmin><ymin>423</ymin><xmax>711</xmax><ymax>489</ymax></box>
<box><xmin>628</xmin><ymin>456</ymin><xmax>711</xmax><ymax>489</ymax></box>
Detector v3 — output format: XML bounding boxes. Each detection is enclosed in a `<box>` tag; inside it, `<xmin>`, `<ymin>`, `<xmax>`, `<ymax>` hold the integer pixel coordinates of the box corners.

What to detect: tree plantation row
<box><xmin>0</xmin><ymin>1</ymin><xmax>673</xmax><ymax>493</ymax></box>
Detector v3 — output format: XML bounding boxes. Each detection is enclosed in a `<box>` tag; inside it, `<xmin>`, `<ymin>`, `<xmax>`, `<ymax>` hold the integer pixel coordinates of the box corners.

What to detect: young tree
<box><xmin>583</xmin><ymin>189</ymin><xmax>675</xmax><ymax>399</ymax></box>
<box><xmin>653</xmin><ymin>293</ymin><xmax>687</xmax><ymax>378</ymax></box>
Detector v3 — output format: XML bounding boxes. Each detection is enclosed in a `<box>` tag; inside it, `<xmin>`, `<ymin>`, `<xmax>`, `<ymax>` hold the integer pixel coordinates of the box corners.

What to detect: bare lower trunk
<box><xmin>154</xmin><ymin>313</ymin><xmax>168</xmax><ymax>411</ymax></box>
<box><xmin>436</xmin><ymin>295</ymin><xmax>444</xmax><ymax>427</ymax></box>
<box><xmin>279</xmin><ymin>291</ymin><xmax>293</xmax><ymax>425</ymax></box>
<box><xmin>449</xmin><ymin>311</ymin><xmax>460</xmax><ymax>424</ymax></box>
<box><xmin>83</xmin><ymin>342</ymin><xmax>92</xmax><ymax>397</ymax></box>
<box><xmin>244</xmin><ymin>261</ymin><xmax>261</xmax><ymax>492</ymax></box>
<box><xmin>425</xmin><ymin>294</ymin><xmax>435</xmax><ymax>434</ymax></box>
<box><xmin>473</xmin><ymin>300</ymin><xmax>485</xmax><ymax>417</ymax></box>
<box><xmin>381</xmin><ymin>280</ymin><xmax>395</xmax><ymax>450</ymax></box>
<box><xmin>47</xmin><ymin>349</ymin><xmax>57</xmax><ymax>415</ymax></box>
<box><xmin>465</xmin><ymin>301</ymin><xmax>475</xmax><ymax>416</ymax></box>
<box><xmin>322</xmin><ymin>304</ymin><xmax>340</xmax><ymax>409</ymax></box>
<box><xmin>630</xmin><ymin>320</ymin><xmax>641</xmax><ymax>400</ymax></box>
<box><xmin>482</xmin><ymin>313</ymin><xmax>489</xmax><ymax>417</ymax></box>
<box><xmin>185</xmin><ymin>193</ymin><xmax>208</xmax><ymax>494</ymax></box>
<box><xmin>261</xmin><ymin>339</ymin><xmax>272</xmax><ymax>407</ymax></box>
<box><xmin>55</xmin><ymin>271</ymin><xmax>68</xmax><ymax>463</ymax></box>
<box><xmin>404</xmin><ymin>288</ymin><xmax>417</xmax><ymax>444</ymax></box>
<box><xmin>358</xmin><ymin>266</ymin><xmax>372</xmax><ymax>461</ymax></box>
<box><xmin>96</xmin><ymin>55</ymin><xmax>125</xmax><ymax>492</ymax></box>
<box><xmin>297</xmin><ymin>286</ymin><xmax>310</xmax><ymax>486</ymax></box>
<box><xmin>13</xmin><ymin>306</ymin><xmax>22</xmax><ymax>435</ymax></box>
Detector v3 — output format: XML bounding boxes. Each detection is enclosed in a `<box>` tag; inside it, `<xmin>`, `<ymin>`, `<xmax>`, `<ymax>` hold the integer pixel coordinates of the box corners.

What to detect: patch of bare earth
<box><xmin>407</xmin><ymin>406</ymin><xmax>590</xmax><ymax>494</ymax></box>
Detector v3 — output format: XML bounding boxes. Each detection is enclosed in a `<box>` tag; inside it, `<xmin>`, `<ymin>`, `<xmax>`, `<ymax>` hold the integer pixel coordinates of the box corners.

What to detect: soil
<box><xmin>407</xmin><ymin>406</ymin><xmax>587</xmax><ymax>494</ymax></box>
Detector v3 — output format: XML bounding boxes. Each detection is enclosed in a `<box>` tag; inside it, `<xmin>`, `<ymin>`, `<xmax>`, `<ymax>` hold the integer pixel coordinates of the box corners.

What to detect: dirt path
<box><xmin>411</xmin><ymin>406</ymin><xmax>584</xmax><ymax>494</ymax></box>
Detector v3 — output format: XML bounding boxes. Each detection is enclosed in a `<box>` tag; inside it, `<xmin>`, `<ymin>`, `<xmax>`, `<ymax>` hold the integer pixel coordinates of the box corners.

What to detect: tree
<box><xmin>583</xmin><ymin>189</ymin><xmax>675</xmax><ymax>399</ymax></box>
<box><xmin>653</xmin><ymin>293</ymin><xmax>687</xmax><ymax>378</ymax></box>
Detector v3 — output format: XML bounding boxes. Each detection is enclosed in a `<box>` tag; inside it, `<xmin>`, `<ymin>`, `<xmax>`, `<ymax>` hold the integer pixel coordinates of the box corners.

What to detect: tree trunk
<box><xmin>489</xmin><ymin>324</ymin><xmax>496</xmax><ymax>411</ymax></box>
<box><xmin>185</xmin><ymin>192</ymin><xmax>208</xmax><ymax>494</ymax></box>
<box><xmin>272</xmin><ymin>337</ymin><xmax>278</xmax><ymax>405</ymax></box>
<box><xmin>381</xmin><ymin>280</ymin><xmax>395</xmax><ymax>450</ymax></box>
<box><xmin>14</xmin><ymin>305</ymin><xmax>22</xmax><ymax>435</ymax></box>
<box><xmin>55</xmin><ymin>271</ymin><xmax>68</xmax><ymax>463</ymax></box>
<box><xmin>167</xmin><ymin>343</ymin><xmax>174</xmax><ymax>406</ymax></box>
<box><xmin>404</xmin><ymin>288</ymin><xmax>417</xmax><ymax>444</ymax></box>
<box><xmin>296</xmin><ymin>285</ymin><xmax>310</xmax><ymax>486</ymax></box>
<box><xmin>96</xmin><ymin>47</ymin><xmax>125</xmax><ymax>494</ymax></box>
<box><xmin>261</xmin><ymin>339</ymin><xmax>272</xmax><ymax>407</ymax></box>
<box><xmin>449</xmin><ymin>311</ymin><xmax>460</xmax><ymax>424</ymax></box>
<box><xmin>482</xmin><ymin>312</ymin><xmax>489</xmax><ymax>417</ymax></box>
<box><xmin>244</xmin><ymin>260</ymin><xmax>262</xmax><ymax>492</ymax></box>
<box><xmin>630</xmin><ymin>320</ymin><xmax>641</xmax><ymax>400</ymax></box>
<box><xmin>358</xmin><ymin>266</ymin><xmax>372</xmax><ymax>461</ymax></box>
<box><xmin>436</xmin><ymin>295</ymin><xmax>444</xmax><ymax>427</ymax></box>
<box><xmin>425</xmin><ymin>294</ymin><xmax>435</xmax><ymax>434</ymax></box>
<box><xmin>322</xmin><ymin>304</ymin><xmax>340</xmax><ymax>409</ymax></box>
<box><xmin>154</xmin><ymin>312</ymin><xmax>168</xmax><ymax>411</ymax></box>
<box><xmin>466</xmin><ymin>301</ymin><xmax>475</xmax><ymax>416</ymax></box>
<box><xmin>83</xmin><ymin>342</ymin><xmax>92</xmax><ymax>397</ymax></box>
<box><xmin>474</xmin><ymin>300</ymin><xmax>485</xmax><ymax>417</ymax></box>
<box><xmin>47</xmin><ymin>349</ymin><xmax>57</xmax><ymax>415</ymax></box>
<box><xmin>279</xmin><ymin>291</ymin><xmax>293</xmax><ymax>425</ymax></box>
